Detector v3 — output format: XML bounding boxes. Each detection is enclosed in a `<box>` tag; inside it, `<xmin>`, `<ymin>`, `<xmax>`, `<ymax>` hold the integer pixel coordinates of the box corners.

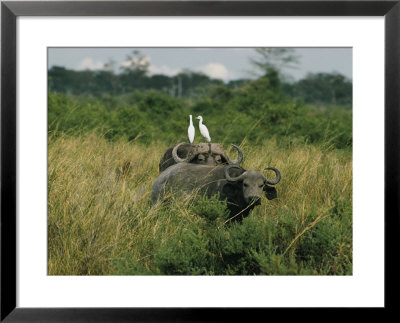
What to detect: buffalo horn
<box><xmin>229</xmin><ymin>144</ymin><xmax>244</xmax><ymax>165</ymax></box>
<box><xmin>264</xmin><ymin>167</ymin><xmax>281</xmax><ymax>185</ymax></box>
<box><xmin>224</xmin><ymin>165</ymin><xmax>247</xmax><ymax>182</ymax></box>
<box><xmin>172</xmin><ymin>142</ymin><xmax>188</xmax><ymax>163</ymax></box>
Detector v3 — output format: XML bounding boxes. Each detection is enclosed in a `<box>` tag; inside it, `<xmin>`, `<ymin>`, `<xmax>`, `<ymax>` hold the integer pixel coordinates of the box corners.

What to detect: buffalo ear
<box><xmin>264</xmin><ymin>185</ymin><xmax>277</xmax><ymax>200</ymax></box>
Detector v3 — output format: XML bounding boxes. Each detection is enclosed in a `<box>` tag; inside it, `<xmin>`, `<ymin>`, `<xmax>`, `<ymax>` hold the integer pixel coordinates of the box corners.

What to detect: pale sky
<box><xmin>48</xmin><ymin>47</ymin><xmax>352</xmax><ymax>82</ymax></box>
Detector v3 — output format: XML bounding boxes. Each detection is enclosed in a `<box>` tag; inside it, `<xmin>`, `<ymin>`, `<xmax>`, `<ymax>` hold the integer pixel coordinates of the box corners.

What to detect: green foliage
<box><xmin>288</xmin><ymin>72</ymin><xmax>353</xmax><ymax>105</ymax></box>
<box><xmin>48</xmin><ymin>73</ymin><xmax>352</xmax><ymax>149</ymax></box>
<box><xmin>48</xmin><ymin>92</ymin><xmax>111</xmax><ymax>135</ymax></box>
<box><xmin>130</xmin><ymin>195</ymin><xmax>352</xmax><ymax>275</ymax></box>
<box><xmin>49</xmin><ymin>66</ymin><xmax>223</xmax><ymax>98</ymax></box>
<box><xmin>48</xmin><ymin>64</ymin><xmax>352</xmax><ymax>106</ymax></box>
<box><xmin>190</xmin><ymin>194</ymin><xmax>230</xmax><ymax>224</ymax></box>
<box><xmin>296</xmin><ymin>198</ymin><xmax>353</xmax><ymax>275</ymax></box>
<box><xmin>112</xmin><ymin>256</ymin><xmax>154</xmax><ymax>275</ymax></box>
<box><xmin>112</xmin><ymin>195</ymin><xmax>351</xmax><ymax>276</ymax></box>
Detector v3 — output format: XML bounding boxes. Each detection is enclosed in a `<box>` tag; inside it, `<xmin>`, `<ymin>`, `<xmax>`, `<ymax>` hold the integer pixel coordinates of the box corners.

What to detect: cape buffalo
<box><xmin>158</xmin><ymin>142</ymin><xmax>243</xmax><ymax>172</ymax></box>
<box><xmin>151</xmin><ymin>163</ymin><xmax>280</xmax><ymax>220</ymax></box>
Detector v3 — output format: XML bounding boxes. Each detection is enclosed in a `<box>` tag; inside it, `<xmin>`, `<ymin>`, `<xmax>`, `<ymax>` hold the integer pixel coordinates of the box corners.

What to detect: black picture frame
<box><xmin>1</xmin><ymin>1</ymin><xmax>399</xmax><ymax>321</ymax></box>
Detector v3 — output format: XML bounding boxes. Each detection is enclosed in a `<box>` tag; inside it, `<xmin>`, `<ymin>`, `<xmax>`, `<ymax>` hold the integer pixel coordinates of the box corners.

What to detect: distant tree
<box><xmin>146</xmin><ymin>74</ymin><xmax>173</xmax><ymax>93</ymax></box>
<box><xmin>120</xmin><ymin>50</ymin><xmax>150</xmax><ymax>75</ymax></box>
<box><xmin>104</xmin><ymin>58</ymin><xmax>117</xmax><ymax>72</ymax></box>
<box><xmin>250</xmin><ymin>48</ymin><xmax>300</xmax><ymax>78</ymax></box>
<box><xmin>48</xmin><ymin>66</ymin><xmax>70</xmax><ymax>93</ymax></box>
<box><xmin>226</xmin><ymin>79</ymin><xmax>251</xmax><ymax>89</ymax></box>
<box><xmin>118</xmin><ymin>50</ymin><xmax>150</xmax><ymax>93</ymax></box>
<box><xmin>172</xmin><ymin>70</ymin><xmax>223</xmax><ymax>97</ymax></box>
<box><xmin>92</xmin><ymin>70</ymin><xmax>116</xmax><ymax>96</ymax></box>
<box><xmin>99</xmin><ymin>58</ymin><xmax>118</xmax><ymax>94</ymax></box>
<box><xmin>48</xmin><ymin>64</ymin><xmax>225</xmax><ymax>98</ymax></box>
<box><xmin>294</xmin><ymin>72</ymin><xmax>352</xmax><ymax>105</ymax></box>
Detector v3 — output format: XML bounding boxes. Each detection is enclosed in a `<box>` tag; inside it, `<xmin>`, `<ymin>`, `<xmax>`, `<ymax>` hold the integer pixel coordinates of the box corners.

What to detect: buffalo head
<box><xmin>224</xmin><ymin>164</ymin><xmax>281</xmax><ymax>206</ymax></box>
<box><xmin>172</xmin><ymin>142</ymin><xmax>243</xmax><ymax>166</ymax></box>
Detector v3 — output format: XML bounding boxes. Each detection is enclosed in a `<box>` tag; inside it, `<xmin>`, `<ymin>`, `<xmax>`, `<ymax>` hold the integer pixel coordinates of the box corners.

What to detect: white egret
<box><xmin>188</xmin><ymin>115</ymin><xmax>195</xmax><ymax>144</ymax></box>
<box><xmin>196</xmin><ymin>116</ymin><xmax>211</xmax><ymax>142</ymax></box>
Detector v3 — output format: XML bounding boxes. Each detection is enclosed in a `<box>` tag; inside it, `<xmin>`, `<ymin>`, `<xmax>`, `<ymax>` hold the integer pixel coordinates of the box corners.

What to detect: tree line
<box><xmin>48</xmin><ymin>49</ymin><xmax>352</xmax><ymax>106</ymax></box>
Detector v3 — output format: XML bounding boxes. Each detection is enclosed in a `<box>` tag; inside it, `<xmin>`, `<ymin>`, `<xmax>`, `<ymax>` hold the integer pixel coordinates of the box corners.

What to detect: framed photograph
<box><xmin>1</xmin><ymin>0</ymin><xmax>398</xmax><ymax>321</ymax></box>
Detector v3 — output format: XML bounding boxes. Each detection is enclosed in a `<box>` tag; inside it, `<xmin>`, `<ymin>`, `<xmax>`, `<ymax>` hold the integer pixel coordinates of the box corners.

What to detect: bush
<box><xmin>48</xmin><ymin>75</ymin><xmax>352</xmax><ymax>149</ymax></box>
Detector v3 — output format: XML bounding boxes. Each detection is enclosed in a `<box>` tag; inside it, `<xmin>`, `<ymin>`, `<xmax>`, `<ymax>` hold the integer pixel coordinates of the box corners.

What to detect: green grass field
<box><xmin>48</xmin><ymin>132</ymin><xmax>352</xmax><ymax>275</ymax></box>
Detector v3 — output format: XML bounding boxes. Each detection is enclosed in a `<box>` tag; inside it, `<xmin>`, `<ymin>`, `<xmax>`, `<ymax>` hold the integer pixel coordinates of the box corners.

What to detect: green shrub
<box><xmin>146</xmin><ymin>195</ymin><xmax>351</xmax><ymax>275</ymax></box>
<box><xmin>48</xmin><ymin>75</ymin><xmax>352</xmax><ymax>149</ymax></box>
<box><xmin>296</xmin><ymin>198</ymin><xmax>352</xmax><ymax>275</ymax></box>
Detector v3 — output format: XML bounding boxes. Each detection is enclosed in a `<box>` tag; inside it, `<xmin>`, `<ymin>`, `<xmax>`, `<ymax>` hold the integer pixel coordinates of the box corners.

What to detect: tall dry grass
<box><xmin>48</xmin><ymin>132</ymin><xmax>352</xmax><ymax>275</ymax></box>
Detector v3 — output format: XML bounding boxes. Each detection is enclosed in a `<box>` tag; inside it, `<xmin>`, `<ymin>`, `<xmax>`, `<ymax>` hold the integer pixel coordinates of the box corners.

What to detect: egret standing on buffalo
<box><xmin>188</xmin><ymin>115</ymin><xmax>195</xmax><ymax>144</ymax></box>
<box><xmin>196</xmin><ymin>116</ymin><xmax>211</xmax><ymax>142</ymax></box>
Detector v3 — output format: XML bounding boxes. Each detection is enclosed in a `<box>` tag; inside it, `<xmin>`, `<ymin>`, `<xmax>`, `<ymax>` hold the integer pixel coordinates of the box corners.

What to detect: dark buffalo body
<box><xmin>151</xmin><ymin>163</ymin><xmax>280</xmax><ymax>219</ymax></box>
